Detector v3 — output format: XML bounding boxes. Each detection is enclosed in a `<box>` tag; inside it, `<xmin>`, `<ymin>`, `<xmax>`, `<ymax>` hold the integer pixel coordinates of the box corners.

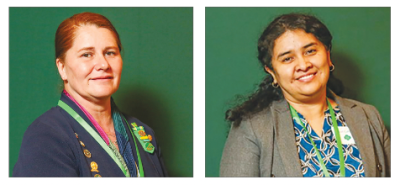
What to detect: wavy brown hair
<box><xmin>225</xmin><ymin>13</ymin><xmax>344</xmax><ymax>127</ymax></box>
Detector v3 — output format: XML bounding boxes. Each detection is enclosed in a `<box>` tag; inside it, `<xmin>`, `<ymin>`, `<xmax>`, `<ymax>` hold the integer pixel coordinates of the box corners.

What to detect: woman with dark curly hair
<box><xmin>220</xmin><ymin>13</ymin><xmax>390</xmax><ymax>177</ymax></box>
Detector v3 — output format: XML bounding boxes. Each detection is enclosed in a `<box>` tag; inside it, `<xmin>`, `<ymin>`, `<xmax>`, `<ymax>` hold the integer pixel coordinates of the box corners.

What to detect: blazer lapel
<box><xmin>123</xmin><ymin>117</ymin><xmax>164</xmax><ymax>177</ymax></box>
<box><xmin>273</xmin><ymin>100</ymin><xmax>303</xmax><ymax>177</ymax></box>
<box><xmin>335</xmin><ymin>96</ymin><xmax>376</xmax><ymax>177</ymax></box>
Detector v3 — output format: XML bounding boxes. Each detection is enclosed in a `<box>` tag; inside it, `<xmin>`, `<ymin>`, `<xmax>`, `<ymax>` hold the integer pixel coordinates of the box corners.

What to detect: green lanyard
<box><xmin>58</xmin><ymin>100</ymin><xmax>143</xmax><ymax>177</ymax></box>
<box><xmin>289</xmin><ymin>99</ymin><xmax>345</xmax><ymax>177</ymax></box>
<box><xmin>123</xmin><ymin>117</ymin><xmax>145</xmax><ymax>177</ymax></box>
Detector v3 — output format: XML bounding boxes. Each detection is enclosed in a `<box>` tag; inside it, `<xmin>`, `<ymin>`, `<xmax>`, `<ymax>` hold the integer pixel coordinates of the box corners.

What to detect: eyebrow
<box><xmin>277</xmin><ymin>50</ymin><xmax>292</xmax><ymax>59</ymax></box>
<box><xmin>104</xmin><ymin>46</ymin><xmax>119</xmax><ymax>51</ymax></box>
<box><xmin>303</xmin><ymin>42</ymin><xmax>317</xmax><ymax>49</ymax></box>
<box><xmin>276</xmin><ymin>42</ymin><xmax>317</xmax><ymax>59</ymax></box>
<box><xmin>77</xmin><ymin>46</ymin><xmax>119</xmax><ymax>53</ymax></box>
<box><xmin>77</xmin><ymin>47</ymin><xmax>95</xmax><ymax>53</ymax></box>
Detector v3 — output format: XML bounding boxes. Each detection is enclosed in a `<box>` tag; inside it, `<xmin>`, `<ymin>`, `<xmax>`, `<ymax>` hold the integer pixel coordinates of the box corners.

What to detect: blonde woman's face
<box><xmin>57</xmin><ymin>25</ymin><xmax>123</xmax><ymax>101</ymax></box>
<box><xmin>266</xmin><ymin>29</ymin><xmax>332</xmax><ymax>102</ymax></box>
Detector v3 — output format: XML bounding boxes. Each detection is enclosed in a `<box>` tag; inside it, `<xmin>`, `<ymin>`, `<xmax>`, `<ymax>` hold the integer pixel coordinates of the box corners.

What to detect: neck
<box><xmin>285</xmin><ymin>91</ymin><xmax>334</xmax><ymax>137</ymax></box>
<box><xmin>284</xmin><ymin>90</ymin><xmax>330</xmax><ymax>119</ymax></box>
<box><xmin>287</xmin><ymin>96</ymin><xmax>327</xmax><ymax>118</ymax></box>
<box><xmin>65</xmin><ymin>88</ymin><xmax>114</xmax><ymax>131</ymax></box>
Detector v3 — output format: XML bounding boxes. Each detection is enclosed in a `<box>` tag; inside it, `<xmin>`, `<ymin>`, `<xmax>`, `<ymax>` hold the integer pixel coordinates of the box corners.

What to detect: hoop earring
<box><xmin>329</xmin><ymin>64</ymin><xmax>335</xmax><ymax>72</ymax></box>
<box><xmin>272</xmin><ymin>82</ymin><xmax>279</xmax><ymax>88</ymax></box>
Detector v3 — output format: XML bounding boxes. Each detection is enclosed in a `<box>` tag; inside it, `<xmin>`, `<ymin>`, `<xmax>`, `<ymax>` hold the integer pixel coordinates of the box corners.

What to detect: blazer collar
<box><xmin>272</xmin><ymin>99</ymin><xmax>303</xmax><ymax>177</ymax></box>
<box><xmin>272</xmin><ymin>92</ymin><xmax>376</xmax><ymax>177</ymax></box>
<box><xmin>332</xmin><ymin>94</ymin><xmax>376</xmax><ymax>177</ymax></box>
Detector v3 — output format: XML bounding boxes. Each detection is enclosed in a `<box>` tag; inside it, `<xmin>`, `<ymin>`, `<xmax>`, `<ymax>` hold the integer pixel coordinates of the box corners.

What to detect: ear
<box><xmin>264</xmin><ymin>66</ymin><xmax>277</xmax><ymax>83</ymax></box>
<box><xmin>56</xmin><ymin>58</ymin><xmax>67</xmax><ymax>81</ymax></box>
<box><xmin>327</xmin><ymin>50</ymin><xmax>333</xmax><ymax>66</ymax></box>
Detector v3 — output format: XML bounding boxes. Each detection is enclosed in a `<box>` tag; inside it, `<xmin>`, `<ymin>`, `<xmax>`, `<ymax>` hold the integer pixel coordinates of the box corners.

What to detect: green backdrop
<box><xmin>9</xmin><ymin>7</ymin><xmax>193</xmax><ymax>177</ymax></box>
<box><xmin>206</xmin><ymin>7</ymin><xmax>390</xmax><ymax>177</ymax></box>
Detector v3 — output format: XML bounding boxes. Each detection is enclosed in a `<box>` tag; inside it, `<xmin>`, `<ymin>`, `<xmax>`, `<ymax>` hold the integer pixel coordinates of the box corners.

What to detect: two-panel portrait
<box><xmin>9</xmin><ymin>7</ymin><xmax>390</xmax><ymax>177</ymax></box>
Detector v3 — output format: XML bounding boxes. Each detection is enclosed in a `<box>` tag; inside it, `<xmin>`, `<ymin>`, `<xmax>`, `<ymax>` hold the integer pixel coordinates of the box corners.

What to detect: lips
<box><xmin>90</xmin><ymin>76</ymin><xmax>113</xmax><ymax>80</ymax></box>
<box><xmin>296</xmin><ymin>72</ymin><xmax>316</xmax><ymax>81</ymax></box>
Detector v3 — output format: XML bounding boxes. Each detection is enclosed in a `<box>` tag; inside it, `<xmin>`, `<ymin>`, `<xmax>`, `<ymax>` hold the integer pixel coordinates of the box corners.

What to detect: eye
<box><xmin>105</xmin><ymin>51</ymin><xmax>118</xmax><ymax>57</ymax></box>
<box><xmin>105</xmin><ymin>51</ymin><xmax>115</xmax><ymax>56</ymax></box>
<box><xmin>81</xmin><ymin>53</ymin><xmax>93</xmax><ymax>58</ymax></box>
<box><xmin>282</xmin><ymin>57</ymin><xmax>293</xmax><ymax>63</ymax></box>
<box><xmin>305</xmin><ymin>49</ymin><xmax>316</xmax><ymax>55</ymax></box>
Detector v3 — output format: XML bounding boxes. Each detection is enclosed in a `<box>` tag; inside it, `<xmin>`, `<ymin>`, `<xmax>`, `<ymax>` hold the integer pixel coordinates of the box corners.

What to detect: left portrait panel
<box><xmin>9</xmin><ymin>7</ymin><xmax>193</xmax><ymax>177</ymax></box>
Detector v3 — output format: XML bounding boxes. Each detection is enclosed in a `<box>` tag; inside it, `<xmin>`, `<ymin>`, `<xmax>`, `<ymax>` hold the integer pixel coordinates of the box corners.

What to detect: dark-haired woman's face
<box><xmin>265</xmin><ymin>29</ymin><xmax>332</xmax><ymax>102</ymax></box>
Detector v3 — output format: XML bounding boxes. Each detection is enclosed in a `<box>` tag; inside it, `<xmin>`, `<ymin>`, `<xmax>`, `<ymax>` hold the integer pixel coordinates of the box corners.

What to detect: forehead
<box><xmin>273</xmin><ymin>29</ymin><xmax>321</xmax><ymax>54</ymax></box>
<box><xmin>71</xmin><ymin>25</ymin><xmax>118</xmax><ymax>49</ymax></box>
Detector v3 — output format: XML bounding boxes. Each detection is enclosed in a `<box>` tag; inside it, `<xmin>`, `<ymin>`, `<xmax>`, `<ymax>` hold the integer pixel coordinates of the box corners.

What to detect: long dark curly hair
<box><xmin>225</xmin><ymin>13</ymin><xmax>344</xmax><ymax>127</ymax></box>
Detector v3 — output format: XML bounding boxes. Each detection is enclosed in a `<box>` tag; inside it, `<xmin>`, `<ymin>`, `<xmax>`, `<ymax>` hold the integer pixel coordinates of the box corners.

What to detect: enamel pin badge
<box><xmin>131</xmin><ymin>122</ymin><xmax>155</xmax><ymax>153</ymax></box>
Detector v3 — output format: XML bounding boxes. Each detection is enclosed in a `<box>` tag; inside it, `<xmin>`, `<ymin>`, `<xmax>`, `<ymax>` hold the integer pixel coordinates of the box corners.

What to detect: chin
<box><xmin>90</xmin><ymin>88</ymin><xmax>117</xmax><ymax>99</ymax></box>
<box><xmin>297</xmin><ymin>84</ymin><xmax>325</xmax><ymax>96</ymax></box>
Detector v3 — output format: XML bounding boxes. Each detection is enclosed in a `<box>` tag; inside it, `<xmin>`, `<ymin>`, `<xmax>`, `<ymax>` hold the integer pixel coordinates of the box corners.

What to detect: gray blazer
<box><xmin>220</xmin><ymin>95</ymin><xmax>390</xmax><ymax>177</ymax></box>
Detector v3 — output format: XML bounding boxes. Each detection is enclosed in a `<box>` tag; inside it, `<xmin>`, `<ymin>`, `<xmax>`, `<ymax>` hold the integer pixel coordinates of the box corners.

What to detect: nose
<box><xmin>296</xmin><ymin>56</ymin><xmax>312</xmax><ymax>72</ymax></box>
<box><xmin>94</xmin><ymin>55</ymin><xmax>110</xmax><ymax>71</ymax></box>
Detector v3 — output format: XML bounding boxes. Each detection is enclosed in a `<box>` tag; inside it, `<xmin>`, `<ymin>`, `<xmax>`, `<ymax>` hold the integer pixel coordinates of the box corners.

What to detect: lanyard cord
<box><xmin>327</xmin><ymin>100</ymin><xmax>346</xmax><ymax>177</ymax></box>
<box><xmin>289</xmin><ymin>99</ymin><xmax>345</xmax><ymax>177</ymax></box>
<box><xmin>124</xmin><ymin>117</ymin><xmax>145</xmax><ymax>177</ymax></box>
<box><xmin>58</xmin><ymin>100</ymin><xmax>133</xmax><ymax>177</ymax></box>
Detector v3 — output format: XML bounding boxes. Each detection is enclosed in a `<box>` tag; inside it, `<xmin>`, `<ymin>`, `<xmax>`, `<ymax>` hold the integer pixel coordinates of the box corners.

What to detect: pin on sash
<box><xmin>131</xmin><ymin>122</ymin><xmax>155</xmax><ymax>153</ymax></box>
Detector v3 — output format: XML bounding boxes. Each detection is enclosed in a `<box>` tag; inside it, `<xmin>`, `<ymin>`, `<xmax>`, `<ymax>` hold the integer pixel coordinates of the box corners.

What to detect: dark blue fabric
<box><xmin>111</xmin><ymin>99</ymin><xmax>137</xmax><ymax>177</ymax></box>
<box><xmin>293</xmin><ymin>106</ymin><xmax>365</xmax><ymax>177</ymax></box>
<box><xmin>13</xmin><ymin>93</ymin><xmax>168</xmax><ymax>177</ymax></box>
<box><xmin>115</xmin><ymin>130</ymin><xmax>137</xmax><ymax>177</ymax></box>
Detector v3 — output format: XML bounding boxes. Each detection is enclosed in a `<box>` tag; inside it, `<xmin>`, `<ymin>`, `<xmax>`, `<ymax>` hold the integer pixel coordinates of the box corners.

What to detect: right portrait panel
<box><xmin>206</xmin><ymin>7</ymin><xmax>390</xmax><ymax>177</ymax></box>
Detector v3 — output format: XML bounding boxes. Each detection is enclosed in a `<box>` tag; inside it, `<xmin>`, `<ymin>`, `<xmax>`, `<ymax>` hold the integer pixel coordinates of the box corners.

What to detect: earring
<box><xmin>329</xmin><ymin>64</ymin><xmax>335</xmax><ymax>72</ymax></box>
<box><xmin>272</xmin><ymin>82</ymin><xmax>279</xmax><ymax>88</ymax></box>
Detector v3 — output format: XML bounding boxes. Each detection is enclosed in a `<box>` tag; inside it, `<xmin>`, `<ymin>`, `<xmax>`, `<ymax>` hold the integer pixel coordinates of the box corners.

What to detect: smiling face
<box><xmin>265</xmin><ymin>29</ymin><xmax>332</xmax><ymax>103</ymax></box>
<box><xmin>56</xmin><ymin>24</ymin><xmax>123</xmax><ymax>102</ymax></box>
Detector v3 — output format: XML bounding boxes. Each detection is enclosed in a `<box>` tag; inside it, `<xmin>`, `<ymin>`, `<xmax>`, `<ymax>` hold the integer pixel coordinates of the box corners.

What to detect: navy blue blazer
<box><xmin>13</xmin><ymin>93</ymin><xmax>167</xmax><ymax>177</ymax></box>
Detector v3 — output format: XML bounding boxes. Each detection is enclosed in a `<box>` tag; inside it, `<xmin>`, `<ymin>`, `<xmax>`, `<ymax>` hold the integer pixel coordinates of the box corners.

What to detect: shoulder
<box><xmin>339</xmin><ymin>97</ymin><xmax>376</xmax><ymax>109</ymax></box>
<box><xmin>221</xmin><ymin>101</ymin><xmax>278</xmax><ymax>177</ymax></box>
<box><xmin>24</xmin><ymin>106</ymin><xmax>77</xmax><ymax>143</ymax></box>
<box><xmin>14</xmin><ymin>107</ymin><xmax>79</xmax><ymax>176</ymax></box>
<box><xmin>238</xmin><ymin>99</ymin><xmax>284</xmax><ymax>131</ymax></box>
<box><xmin>337</xmin><ymin>97</ymin><xmax>386</xmax><ymax>134</ymax></box>
<box><xmin>337</xmin><ymin>97</ymin><xmax>382</xmax><ymax>118</ymax></box>
<box><xmin>236</xmin><ymin>107</ymin><xmax>273</xmax><ymax>133</ymax></box>
<box><xmin>229</xmin><ymin>103</ymin><xmax>277</xmax><ymax>145</ymax></box>
<box><xmin>26</xmin><ymin>106</ymin><xmax>72</xmax><ymax>138</ymax></box>
<box><xmin>20</xmin><ymin>106</ymin><xmax>77</xmax><ymax>152</ymax></box>
<box><xmin>243</xmin><ymin>107</ymin><xmax>273</xmax><ymax>123</ymax></box>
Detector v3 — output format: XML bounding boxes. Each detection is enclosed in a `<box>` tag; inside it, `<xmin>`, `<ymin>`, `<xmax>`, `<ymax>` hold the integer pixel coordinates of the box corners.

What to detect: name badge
<box><xmin>333</xmin><ymin>126</ymin><xmax>355</xmax><ymax>145</ymax></box>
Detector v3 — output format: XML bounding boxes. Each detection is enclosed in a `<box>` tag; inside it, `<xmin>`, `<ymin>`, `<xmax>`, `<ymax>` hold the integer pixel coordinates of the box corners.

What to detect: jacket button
<box><xmin>377</xmin><ymin>163</ymin><xmax>382</xmax><ymax>171</ymax></box>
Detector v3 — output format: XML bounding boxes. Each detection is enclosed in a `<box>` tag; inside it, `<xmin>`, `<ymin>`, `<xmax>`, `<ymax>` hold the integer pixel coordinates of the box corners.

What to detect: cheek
<box><xmin>315</xmin><ymin>52</ymin><xmax>331</xmax><ymax>67</ymax></box>
<box><xmin>275</xmin><ymin>67</ymin><xmax>294</xmax><ymax>83</ymax></box>
<box><xmin>112</xmin><ymin>59</ymin><xmax>123</xmax><ymax>75</ymax></box>
<box><xmin>65</xmin><ymin>62</ymin><xmax>92</xmax><ymax>80</ymax></box>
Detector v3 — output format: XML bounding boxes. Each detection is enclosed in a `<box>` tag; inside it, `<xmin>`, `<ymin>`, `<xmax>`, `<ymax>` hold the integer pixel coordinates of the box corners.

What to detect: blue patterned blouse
<box><xmin>293</xmin><ymin>106</ymin><xmax>365</xmax><ymax>177</ymax></box>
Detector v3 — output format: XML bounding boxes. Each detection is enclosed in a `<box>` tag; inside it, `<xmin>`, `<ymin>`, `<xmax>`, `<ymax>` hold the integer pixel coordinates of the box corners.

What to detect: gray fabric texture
<box><xmin>220</xmin><ymin>94</ymin><xmax>390</xmax><ymax>177</ymax></box>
